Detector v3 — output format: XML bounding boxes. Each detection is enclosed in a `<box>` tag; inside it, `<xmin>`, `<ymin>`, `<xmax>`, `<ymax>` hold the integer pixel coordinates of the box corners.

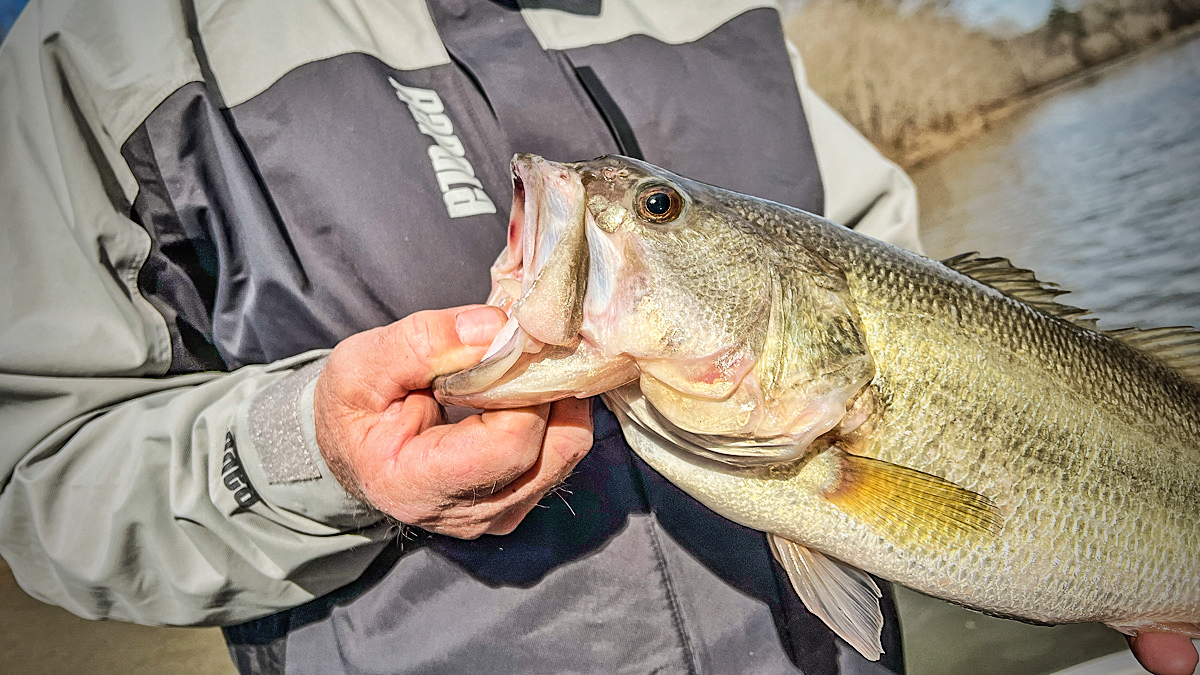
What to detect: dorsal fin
<box><xmin>941</xmin><ymin>253</ymin><xmax>1097</xmax><ymax>330</ymax></box>
<box><xmin>1105</xmin><ymin>326</ymin><xmax>1200</xmax><ymax>384</ymax></box>
<box><xmin>943</xmin><ymin>253</ymin><xmax>1200</xmax><ymax>384</ymax></box>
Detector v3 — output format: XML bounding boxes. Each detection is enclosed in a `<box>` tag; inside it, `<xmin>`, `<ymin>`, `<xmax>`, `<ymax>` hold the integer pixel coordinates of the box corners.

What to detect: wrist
<box><xmin>236</xmin><ymin>353</ymin><xmax>381</xmax><ymax>530</ymax></box>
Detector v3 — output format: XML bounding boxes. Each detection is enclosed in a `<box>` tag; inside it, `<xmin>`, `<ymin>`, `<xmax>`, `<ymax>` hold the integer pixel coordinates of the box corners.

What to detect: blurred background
<box><xmin>3</xmin><ymin>0</ymin><xmax>1199</xmax><ymax>673</ymax></box>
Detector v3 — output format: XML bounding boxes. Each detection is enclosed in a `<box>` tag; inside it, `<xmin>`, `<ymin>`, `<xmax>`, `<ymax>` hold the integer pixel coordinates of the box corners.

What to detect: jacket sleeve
<box><xmin>785</xmin><ymin>40</ymin><xmax>925</xmax><ymax>254</ymax></box>
<box><xmin>0</xmin><ymin>2</ymin><xmax>388</xmax><ymax>626</ymax></box>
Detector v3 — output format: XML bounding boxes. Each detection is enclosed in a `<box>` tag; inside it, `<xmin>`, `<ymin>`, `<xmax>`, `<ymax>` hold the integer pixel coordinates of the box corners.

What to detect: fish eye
<box><xmin>634</xmin><ymin>184</ymin><xmax>684</xmax><ymax>224</ymax></box>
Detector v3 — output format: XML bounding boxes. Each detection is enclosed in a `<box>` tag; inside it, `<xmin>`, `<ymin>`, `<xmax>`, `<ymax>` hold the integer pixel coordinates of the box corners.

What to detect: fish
<box><xmin>434</xmin><ymin>153</ymin><xmax>1200</xmax><ymax>660</ymax></box>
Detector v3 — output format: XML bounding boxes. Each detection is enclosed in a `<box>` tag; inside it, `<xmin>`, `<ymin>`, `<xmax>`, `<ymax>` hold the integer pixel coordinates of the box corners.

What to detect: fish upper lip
<box><xmin>480</xmin><ymin>155</ymin><xmax>589</xmax><ymax>360</ymax></box>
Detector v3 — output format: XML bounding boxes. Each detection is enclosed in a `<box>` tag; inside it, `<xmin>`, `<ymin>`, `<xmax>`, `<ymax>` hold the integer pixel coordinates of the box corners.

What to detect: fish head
<box><xmin>435</xmin><ymin>154</ymin><xmax>874</xmax><ymax>465</ymax></box>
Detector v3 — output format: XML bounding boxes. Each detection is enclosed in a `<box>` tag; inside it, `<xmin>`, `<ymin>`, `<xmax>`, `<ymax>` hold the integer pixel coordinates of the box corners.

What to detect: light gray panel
<box><xmin>523</xmin><ymin>0</ymin><xmax>775</xmax><ymax>50</ymax></box>
<box><xmin>198</xmin><ymin>0</ymin><xmax>450</xmax><ymax>107</ymax></box>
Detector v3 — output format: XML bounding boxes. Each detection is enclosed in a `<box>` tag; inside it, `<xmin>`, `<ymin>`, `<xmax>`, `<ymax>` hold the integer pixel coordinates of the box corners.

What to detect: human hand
<box><xmin>1128</xmin><ymin>632</ymin><xmax>1198</xmax><ymax>675</ymax></box>
<box><xmin>313</xmin><ymin>305</ymin><xmax>594</xmax><ymax>539</ymax></box>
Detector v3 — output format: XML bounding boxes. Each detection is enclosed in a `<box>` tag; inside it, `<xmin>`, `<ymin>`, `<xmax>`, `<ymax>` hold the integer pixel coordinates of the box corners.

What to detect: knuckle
<box><xmin>399</xmin><ymin>312</ymin><xmax>441</xmax><ymax>367</ymax></box>
<box><xmin>485</xmin><ymin>505</ymin><xmax>531</xmax><ymax>536</ymax></box>
<box><xmin>441</xmin><ymin>511</ymin><xmax>497</xmax><ymax>540</ymax></box>
<box><xmin>447</xmin><ymin>524</ymin><xmax>487</xmax><ymax>540</ymax></box>
<box><xmin>547</xmin><ymin>426</ymin><xmax>593</xmax><ymax>465</ymax></box>
<box><xmin>487</xmin><ymin>520</ymin><xmax>520</xmax><ymax>536</ymax></box>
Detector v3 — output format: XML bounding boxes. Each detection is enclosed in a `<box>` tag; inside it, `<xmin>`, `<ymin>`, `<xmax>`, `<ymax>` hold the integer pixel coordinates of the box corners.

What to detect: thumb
<box><xmin>330</xmin><ymin>305</ymin><xmax>507</xmax><ymax>408</ymax></box>
<box><xmin>384</xmin><ymin>305</ymin><xmax>507</xmax><ymax>393</ymax></box>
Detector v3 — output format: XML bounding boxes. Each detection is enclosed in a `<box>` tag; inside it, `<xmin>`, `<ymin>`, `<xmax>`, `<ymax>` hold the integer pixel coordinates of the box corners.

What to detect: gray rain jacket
<box><xmin>0</xmin><ymin>1</ymin><xmax>920</xmax><ymax>673</ymax></box>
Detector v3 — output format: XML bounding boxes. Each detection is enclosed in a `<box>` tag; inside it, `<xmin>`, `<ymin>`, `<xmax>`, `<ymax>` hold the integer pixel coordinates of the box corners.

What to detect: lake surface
<box><xmin>914</xmin><ymin>33</ymin><xmax>1200</xmax><ymax>331</ymax></box>
<box><xmin>899</xmin><ymin>31</ymin><xmax>1200</xmax><ymax>675</ymax></box>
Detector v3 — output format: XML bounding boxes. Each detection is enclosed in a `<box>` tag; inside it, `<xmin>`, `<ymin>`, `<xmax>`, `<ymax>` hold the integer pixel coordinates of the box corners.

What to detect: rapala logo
<box><xmin>388</xmin><ymin>77</ymin><xmax>497</xmax><ymax>219</ymax></box>
<box><xmin>222</xmin><ymin>433</ymin><xmax>261</xmax><ymax>510</ymax></box>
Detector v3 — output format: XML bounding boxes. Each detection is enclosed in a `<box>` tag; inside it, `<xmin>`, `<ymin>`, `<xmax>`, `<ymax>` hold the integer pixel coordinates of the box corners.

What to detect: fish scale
<box><xmin>839</xmin><ymin>251</ymin><xmax>1200</xmax><ymax>623</ymax></box>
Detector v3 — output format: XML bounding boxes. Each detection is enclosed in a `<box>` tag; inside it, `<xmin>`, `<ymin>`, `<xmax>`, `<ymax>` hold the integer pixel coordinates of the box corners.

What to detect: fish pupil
<box><xmin>646</xmin><ymin>192</ymin><xmax>670</xmax><ymax>215</ymax></box>
<box><xmin>635</xmin><ymin>184</ymin><xmax>682</xmax><ymax>222</ymax></box>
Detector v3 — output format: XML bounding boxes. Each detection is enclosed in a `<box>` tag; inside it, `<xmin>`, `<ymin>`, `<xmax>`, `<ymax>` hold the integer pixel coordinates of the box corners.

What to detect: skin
<box><xmin>313</xmin><ymin>304</ymin><xmax>594</xmax><ymax>539</ymax></box>
<box><xmin>1130</xmin><ymin>634</ymin><xmax>1199</xmax><ymax>675</ymax></box>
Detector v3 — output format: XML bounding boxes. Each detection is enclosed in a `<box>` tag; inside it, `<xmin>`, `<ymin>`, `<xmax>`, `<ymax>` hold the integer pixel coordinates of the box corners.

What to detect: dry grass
<box><xmin>786</xmin><ymin>1</ymin><xmax>1027</xmax><ymax>164</ymax></box>
<box><xmin>784</xmin><ymin>0</ymin><xmax>1200</xmax><ymax>167</ymax></box>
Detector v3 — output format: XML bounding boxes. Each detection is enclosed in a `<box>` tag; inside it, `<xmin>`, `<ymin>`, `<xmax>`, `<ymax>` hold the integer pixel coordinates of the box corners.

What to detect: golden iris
<box><xmin>635</xmin><ymin>184</ymin><xmax>684</xmax><ymax>223</ymax></box>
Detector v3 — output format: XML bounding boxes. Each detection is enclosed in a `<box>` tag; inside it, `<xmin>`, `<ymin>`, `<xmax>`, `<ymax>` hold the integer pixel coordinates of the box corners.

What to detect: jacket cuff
<box><xmin>234</xmin><ymin>351</ymin><xmax>381</xmax><ymax>531</ymax></box>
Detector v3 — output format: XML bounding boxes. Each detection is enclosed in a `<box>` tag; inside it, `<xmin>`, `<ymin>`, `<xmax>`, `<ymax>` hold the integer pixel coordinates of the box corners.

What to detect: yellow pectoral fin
<box><xmin>823</xmin><ymin>450</ymin><xmax>1002</xmax><ymax>548</ymax></box>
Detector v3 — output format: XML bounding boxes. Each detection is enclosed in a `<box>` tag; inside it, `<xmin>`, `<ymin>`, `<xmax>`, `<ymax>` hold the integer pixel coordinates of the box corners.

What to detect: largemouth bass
<box><xmin>434</xmin><ymin>154</ymin><xmax>1200</xmax><ymax>660</ymax></box>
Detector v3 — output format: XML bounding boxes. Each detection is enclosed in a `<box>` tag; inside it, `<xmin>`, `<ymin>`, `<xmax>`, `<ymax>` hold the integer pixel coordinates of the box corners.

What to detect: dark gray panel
<box><xmin>561</xmin><ymin>8</ymin><xmax>825</xmax><ymax>214</ymax></box>
<box><xmin>124</xmin><ymin>119</ymin><xmax>226</xmax><ymax>373</ymax></box>
<box><xmin>224</xmin><ymin>53</ymin><xmax>515</xmax><ymax>365</ymax></box>
<box><xmin>128</xmin><ymin>56</ymin><xmax>519</xmax><ymax>368</ymax></box>
<box><xmin>426</xmin><ymin>0</ymin><xmax>621</xmax><ymax>161</ymax></box>
<box><xmin>130</xmin><ymin>81</ymin><xmax>339</xmax><ymax>368</ymax></box>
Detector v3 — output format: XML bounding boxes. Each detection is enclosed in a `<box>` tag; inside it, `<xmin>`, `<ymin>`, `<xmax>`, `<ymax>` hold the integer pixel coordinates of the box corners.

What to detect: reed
<box><xmin>786</xmin><ymin>0</ymin><xmax>1027</xmax><ymax>166</ymax></box>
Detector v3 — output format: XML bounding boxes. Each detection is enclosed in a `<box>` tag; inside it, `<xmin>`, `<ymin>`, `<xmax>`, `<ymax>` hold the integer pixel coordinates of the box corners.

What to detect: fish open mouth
<box><xmin>434</xmin><ymin>155</ymin><xmax>637</xmax><ymax>408</ymax></box>
<box><xmin>486</xmin><ymin>155</ymin><xmax>585</xmax><ymax>345</ymax></box>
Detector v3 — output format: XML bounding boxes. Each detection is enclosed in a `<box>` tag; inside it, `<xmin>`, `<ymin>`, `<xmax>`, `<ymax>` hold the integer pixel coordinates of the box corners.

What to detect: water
<box><xmin>899</xmin><ymin>31</ymin><xmax>1200</xmax><ymax>675</ymax></box>
<box><xmin>914</xmin><ymin>33</ymin><xmax>1200</xmax><ymax>331</ymax></box>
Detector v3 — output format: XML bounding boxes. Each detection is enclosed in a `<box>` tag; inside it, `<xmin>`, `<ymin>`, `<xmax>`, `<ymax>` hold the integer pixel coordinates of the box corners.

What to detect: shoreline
<box><xmin>890</xmin><ymin>21</ymin><xmax>1200</xmax><ymax>171</ymax></box>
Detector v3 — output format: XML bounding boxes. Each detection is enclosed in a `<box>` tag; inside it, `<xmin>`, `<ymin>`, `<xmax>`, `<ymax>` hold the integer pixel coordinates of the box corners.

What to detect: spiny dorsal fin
<box><xmin>943</xmin><ymin>254</ymin><xmax>1200</xmax><ymax>384</ymax></box>
<box><xmin>941</xmin><ymin>252</ymin><xmax>1098</xmax><ymax>330</ymax></box>
<box><xmin>823</xmin><ymin>450</ymin><xmax>1002</xmax><ymax>548</ymax></box>
<box><xmin>1105</xmin><ymin>326</ymin><xmax>1200</xmax><ymax>384</ymax></box>
<box><xmin>768</xmin><ymin>535</ymin><xmax>884</xmax><ymax>661</ymax></box>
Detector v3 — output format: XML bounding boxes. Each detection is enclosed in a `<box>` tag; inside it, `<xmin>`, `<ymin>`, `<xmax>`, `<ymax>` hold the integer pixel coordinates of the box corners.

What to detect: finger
<box><xmin>1128</xmin><ymin>632</ymin><xmax>1199</xmax><ymax>675</ymax></box>
<box><xmin>407</xmin><ymin>404</ymin><xmax>553</xmax><ymax>496</ymax></box>
<box><xmin>343</xmin><ymin>305</ymin><xmax>507</xmax><ymax>406</ymax></box>
<box><xmin>543</xmin><ymin>396</ymin><xmax>594</xmax><ymax>465</ymax></box>
<box><xmin>482</xmin><ymin>398</ymin><xmax>594</xmax><ymax>534</ymax></box>
<box><xmin>484</xmin><ymin>397</ymin><xmax>593</xmax><ymax>504</ymax></box>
